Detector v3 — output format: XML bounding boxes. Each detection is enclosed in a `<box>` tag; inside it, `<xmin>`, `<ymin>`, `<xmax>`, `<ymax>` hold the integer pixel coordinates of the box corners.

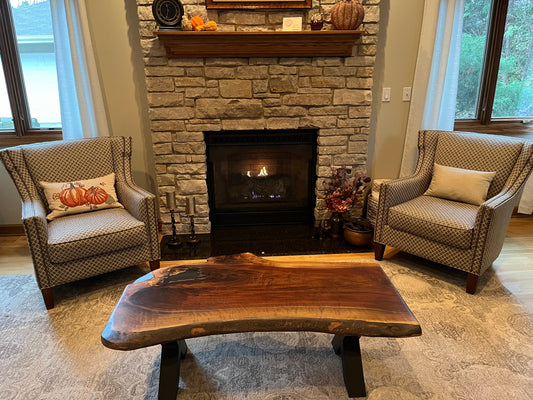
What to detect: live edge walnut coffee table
<box><xmin>101</xmin><ymin>253</ymin><xmax>421</xmax><ymax>399</ymax></box>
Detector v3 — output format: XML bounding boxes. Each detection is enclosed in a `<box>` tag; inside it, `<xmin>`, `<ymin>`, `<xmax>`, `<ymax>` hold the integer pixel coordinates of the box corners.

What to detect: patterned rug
<box><xmin>1</xmin><ymin>254</ymin><xmax>532</xmax><ymax>399</ymax></box>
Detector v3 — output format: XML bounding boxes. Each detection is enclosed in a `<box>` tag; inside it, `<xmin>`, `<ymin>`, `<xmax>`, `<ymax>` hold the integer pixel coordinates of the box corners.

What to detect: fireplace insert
<box><xmin>205</xmin><ymin>129</ymin><xmax>317</xmax><ymax>226</ymax></box>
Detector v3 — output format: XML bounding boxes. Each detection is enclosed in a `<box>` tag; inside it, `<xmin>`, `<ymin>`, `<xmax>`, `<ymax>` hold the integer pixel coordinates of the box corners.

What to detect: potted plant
<box><xmin>310</xmin><ymin>11</ymin><xmax>324</xmax><ymax>31</ymax></box>
<box><xmin>323</xmin><ymin>166</ymin><xmax>371</xmax><ymax>238</ymax></box>
<box><xmin>343</xmin><ymin>172</ymin><xmax>373</xmax><ymax>246</ymax></box>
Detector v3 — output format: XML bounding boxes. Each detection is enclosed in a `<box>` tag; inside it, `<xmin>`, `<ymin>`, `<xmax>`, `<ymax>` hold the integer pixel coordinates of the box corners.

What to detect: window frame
<box><xmin>0</xmin><ymin>0</ymin><xmax>62</xmax><ymax>147</ymax></box>
<box><xmin>454</xmin><ymin>0</ymin><xmax>532</xmax><ymax>135</ymax></box>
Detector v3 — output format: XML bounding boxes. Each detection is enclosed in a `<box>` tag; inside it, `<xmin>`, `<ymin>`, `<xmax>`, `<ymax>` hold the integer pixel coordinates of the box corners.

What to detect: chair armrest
<box><xmin>21</xmin><ymin>199</ymin><xmax>48</xmax><ymax>231</ymax></box>
<box><xmin>475</xmin><ymin>182</ymin><xmax>527</xmax><ymax>244</ymax></box>
<box><xmin>379</xmin><ymin>173</ymin><xmax>431</xmax><ymax>210</ymax></box>
<box><xmin>373</xmin><ymin>172</ymin><xmax>432</xmax><ymax>241</ymax></box>
<box><xmin>116</xmin><ymin>182</ymin><xmax>156</xmax><ymax>222</ymax></box>
<box><xmin>116</xmin><ymin>182</ymin><xmax>160</xmax><ymax>260</ymax></box>
<box><xmin>20</xmin><ymin>199</ymin><xmax>52</xmax><ymax>288</ymax></box>
<box><xmin>471</xmin><ymin>190</ymin><xmax>521</xmax><ymax>274</ymax></box>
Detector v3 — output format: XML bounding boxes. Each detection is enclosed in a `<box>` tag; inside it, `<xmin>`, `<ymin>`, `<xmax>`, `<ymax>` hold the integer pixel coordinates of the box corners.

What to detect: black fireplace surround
<box><xmin>205</xmin><ymin>129</ymin><xmax>318</xmax><ymax>226</ymax></box>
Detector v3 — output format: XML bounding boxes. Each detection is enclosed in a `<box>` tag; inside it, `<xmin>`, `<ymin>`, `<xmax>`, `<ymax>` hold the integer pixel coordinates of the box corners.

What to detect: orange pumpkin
<box><xmin>190</xmin><ymin>16</ymin><xmax>204</xmax><ymax>30</ymax></box>
<box><xmin>196</xmin><ymin>21</ymin><xmax>217</xmax><ymax>31</ymax></box>
<box><xmin>59</xmin><ymin>184</ymin><xmax>86</xmax><ymax>207</ymax></box>
<box><xmin>84</xmin><ymin>186</ymin><xmax>108</xmax><ymax>205</ymax></box>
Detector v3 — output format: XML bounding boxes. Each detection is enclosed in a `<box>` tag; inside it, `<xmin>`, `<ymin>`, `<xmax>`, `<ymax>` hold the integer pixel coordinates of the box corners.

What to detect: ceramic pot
<box><xmin>343</xmin><ymin>225</ymin><xmax>373</xmax><ymax>246</ymax></box>
<box><xmin>310</xmin><ymin>20</ymin><xmax>324</xmax><ymax>30</ymax></box>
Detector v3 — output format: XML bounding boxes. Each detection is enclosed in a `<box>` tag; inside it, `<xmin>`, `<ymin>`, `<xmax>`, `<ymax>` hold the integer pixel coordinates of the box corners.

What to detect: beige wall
<box><xmin>84</xmin><ymin>0</ymin><xmax>156</xmax><ymax>193</ymax></box>
<box><xmin>0</xmin><ymin>0</ymin><xmax>424</xmax><ymax>226</ymax></box>
<box><xmin>369</xmin><ymin>0</ymin><xmax>424</xmax><ymax>179</ymax></box>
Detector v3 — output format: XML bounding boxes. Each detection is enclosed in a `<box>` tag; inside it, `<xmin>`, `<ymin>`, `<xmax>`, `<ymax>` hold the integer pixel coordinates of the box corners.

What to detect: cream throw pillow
<box><xmin>424</xmin><ymin>164</ymin><xmax>496</xmax><ymax>206</ymax></box>
<box><xmin>40</xmin><ymin>173</ymin><xmax>123</xmax><ymax>221</ymax></box>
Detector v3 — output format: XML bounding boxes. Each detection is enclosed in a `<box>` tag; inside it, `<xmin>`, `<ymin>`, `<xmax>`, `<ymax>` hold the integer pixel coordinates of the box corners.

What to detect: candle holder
<box><xmin>185</xmin><ymin>196</ymin><xmax>200</xmax><ymax>245</ymax></box>
<box><xmin>168</xmin><ymin>209</ymin><xmax>182</xmax><ymax>248</ymax></box>
<box><xmin>166</xmin><ymin>191</ymin><xmax>182</xmax><ymax>248</ymax></box>
<box><xmin>186</xmin><ymin>214</ymin><xmax>200</xmax><ymax>244</ymax></box>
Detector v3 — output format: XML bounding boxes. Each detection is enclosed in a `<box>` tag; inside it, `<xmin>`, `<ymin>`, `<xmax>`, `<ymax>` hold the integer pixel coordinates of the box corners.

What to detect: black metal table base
<box><xmin>158</xmin><ymin>340</ymin><xmax>187</xmax><ymax>400</ymax></box>
<box><xmin>332</xmin><ymin>334</ymin><xmax>367</xmax><ymax>398</ymax></box>
<box><xmin>156</xmin><ymin>336</ymin><xmax>366</xmax><ymax>399</ymax></box>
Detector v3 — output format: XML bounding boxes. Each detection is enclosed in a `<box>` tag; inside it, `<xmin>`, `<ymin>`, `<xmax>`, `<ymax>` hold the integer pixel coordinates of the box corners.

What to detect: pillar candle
<box><xmin>166</xmin><ymin>191</ymin><xmax>176</xmax><ymax>210</ymax></box>
<box><xmin>186</xmin><ymin>196</ymin><xmax>195</xmax><ymax>215</ymax></box>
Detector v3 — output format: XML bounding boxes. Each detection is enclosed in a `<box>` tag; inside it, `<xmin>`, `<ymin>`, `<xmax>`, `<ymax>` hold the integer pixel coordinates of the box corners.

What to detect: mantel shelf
<box><xmin>154</xmin><ymin>30</ymin><xmax>364</xmax><ymax>58</ymax></box>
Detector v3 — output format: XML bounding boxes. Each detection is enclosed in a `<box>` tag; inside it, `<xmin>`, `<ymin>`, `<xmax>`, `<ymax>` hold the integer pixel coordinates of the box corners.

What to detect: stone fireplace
<box><xmin>136</xmin><ymin>0</ymin><xmax>380</xmax><ymax>235</ymax></box>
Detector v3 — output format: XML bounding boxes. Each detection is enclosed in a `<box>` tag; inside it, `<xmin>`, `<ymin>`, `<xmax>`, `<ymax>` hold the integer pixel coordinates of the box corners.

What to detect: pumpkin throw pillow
<box><xmin>424</xmin><ymin>164</ymin><xmax>496</xmax><ymax>206</ymax></box>
<box><xmin>40</xmin><ymin>173</ymin><xmax>123</xmax><ymax>221</ymax></box>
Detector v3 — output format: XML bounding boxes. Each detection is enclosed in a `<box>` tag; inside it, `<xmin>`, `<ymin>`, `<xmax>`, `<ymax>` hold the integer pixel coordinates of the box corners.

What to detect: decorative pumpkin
<box><xmin>190</xmin><ymin>16</ymin><xmax>204</xmax><ymax>30</ymax></box>
<box><xmin>196</xmin><ymin>21</ymin><xmax>217</xmax><ymax>31</ymax></box>
<box><xmin>330</xmin><ymin>0</ymin><xmax>365</xmax><ymax>30</ymax></box>
<box><xmin>84</xmin><ymin>186</ymin><xmax>108</xmax><ymax>205</ymax></box>
<box><xmin>59</xmin><ymin>183</ymin><xmax>86</xmax><ymax>208</ymax></box>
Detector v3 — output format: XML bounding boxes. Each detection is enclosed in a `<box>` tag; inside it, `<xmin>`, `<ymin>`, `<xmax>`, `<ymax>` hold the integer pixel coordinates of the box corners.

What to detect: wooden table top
<box><xmin>102</xmin><ymin>253</ymin><xmax>421</xmax><ymax>351</ymax></box>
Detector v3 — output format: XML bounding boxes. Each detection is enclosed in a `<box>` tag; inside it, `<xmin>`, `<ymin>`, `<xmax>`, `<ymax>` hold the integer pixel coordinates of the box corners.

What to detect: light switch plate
<box><xmin>402</xmin><ymin>87</ymin><xmax>412</xmax><ymax>101</ymax></box>
<box><xmin>382</xmin><ymin>87</ymin><xmax>391</xmax><ymax>102</ymax></box>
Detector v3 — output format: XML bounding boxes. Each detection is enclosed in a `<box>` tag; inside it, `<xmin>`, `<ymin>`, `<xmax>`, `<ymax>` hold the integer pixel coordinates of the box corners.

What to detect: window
<box><xmin>455</xmin><ymin>0</ymin><xmax>532</xmax><ymax>129</ymax></box>
<box><xmin>0</xmin><ymin>0</ymin><xmax>62</xmax><ymax>145</ymax></box>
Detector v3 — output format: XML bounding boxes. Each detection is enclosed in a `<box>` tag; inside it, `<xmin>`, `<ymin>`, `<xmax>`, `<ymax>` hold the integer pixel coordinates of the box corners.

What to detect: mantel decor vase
<box><xmin>310</xmin><ymin>20</ymin><xmax>324</xmax><ymax>30</ymax></box>
<box><xmin>331</xmin><ymin>0</ymin><xmax>365</xmax><ymax>30</ymax></box>
<box><xmin>330</xmin><ymin>212</ymin><xmax>343</xmax><ymax>238</ymax></box>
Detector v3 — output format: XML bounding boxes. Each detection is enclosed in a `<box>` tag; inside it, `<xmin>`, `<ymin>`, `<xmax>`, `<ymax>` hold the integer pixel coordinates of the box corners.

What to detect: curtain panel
<box><xmin>400</xmin><ymin>0</ymin><xmax>464</xmax><ymax>176</ymax></box>
<box><xmin>50</xmin><ymin>0</ymin><xmax>109</xmax><ymax>140</ymax></box>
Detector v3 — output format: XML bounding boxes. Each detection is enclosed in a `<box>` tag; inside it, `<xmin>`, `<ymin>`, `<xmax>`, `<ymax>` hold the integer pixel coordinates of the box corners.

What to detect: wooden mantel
<box><xmin>154</xmin><ymin>30</ymin><xmax>364</xmax><ymax>58</ymax></box>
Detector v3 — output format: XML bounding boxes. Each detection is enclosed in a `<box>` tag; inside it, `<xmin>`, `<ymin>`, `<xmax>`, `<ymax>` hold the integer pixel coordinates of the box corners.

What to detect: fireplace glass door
<box><xmin>206</xmin><ymin>130</ymin><xmax>317</xmax><ymax>226</ymax></box>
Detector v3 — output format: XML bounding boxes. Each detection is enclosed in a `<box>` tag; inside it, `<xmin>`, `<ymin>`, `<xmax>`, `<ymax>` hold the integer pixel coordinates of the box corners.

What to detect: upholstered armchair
<box><xmin>0</xmin><ymin>137</ymin><xmax>160</xmax><ymax>309</ymax></box>
<box><xmin>374</xmin><ymin>130</ymin><xmax>533</xmax><ymax>294</ymax></box>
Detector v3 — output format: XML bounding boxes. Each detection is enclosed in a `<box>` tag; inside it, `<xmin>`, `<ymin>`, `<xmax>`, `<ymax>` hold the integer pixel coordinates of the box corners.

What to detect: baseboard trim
<box><xmin>512</xmin><ymin>207</ymin><xmax>533</xmax><ymax>217</ymax></box>
<box><xmin>0</xmin><ymin>224</ymin><xmax>25</xmax><ymax>236</ymax></box>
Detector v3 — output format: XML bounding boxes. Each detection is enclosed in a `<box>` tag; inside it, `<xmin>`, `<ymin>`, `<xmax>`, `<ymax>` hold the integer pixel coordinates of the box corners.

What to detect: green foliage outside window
<box><xmin>456</xmin><ymin>0</ymin><xmax>532</xmax><ymax>120</ymax></box>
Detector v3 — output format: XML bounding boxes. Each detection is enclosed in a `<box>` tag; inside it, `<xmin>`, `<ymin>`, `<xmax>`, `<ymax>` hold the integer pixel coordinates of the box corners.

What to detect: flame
<box><xmin>246</xmin><ymin>171</ymin><xmax>251</xmax><ymax>177</ymax></box>
<box><xmin>258</xmin><ymin>166</ymin><xmax>268</xmax><ymax>177</ymax></box>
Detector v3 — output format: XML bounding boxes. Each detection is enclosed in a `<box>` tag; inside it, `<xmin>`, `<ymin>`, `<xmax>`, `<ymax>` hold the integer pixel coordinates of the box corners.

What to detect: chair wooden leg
<box><xmin>466</xmin><ymin>273</ymin><xmax>478</xmax><ymax>294</ymax></box>
<box><xmin>41</xmin><ymin>287</ymin><xmax>54</xmax><ymax>310</ymax></box>
<box><xmin>150</xmin><ymin>259</ymin><xmax>161</xmax><ymax>271</ymax></box>
<box><xmin>373</xmin><ymin>242</ymin><xmax>386</xmax><ymax>261</ymax></box>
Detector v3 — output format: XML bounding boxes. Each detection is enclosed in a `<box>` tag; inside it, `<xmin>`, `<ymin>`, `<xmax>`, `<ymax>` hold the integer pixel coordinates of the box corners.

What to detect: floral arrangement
<box><xmin>310</xmin><ymin>11</ymin><xmax>323</xmax><ymax>23</ymax></box>
<box><xmin>323</xmin><ymin>166</ymin><xmax>371</xmax><ymax>214</ymax></box>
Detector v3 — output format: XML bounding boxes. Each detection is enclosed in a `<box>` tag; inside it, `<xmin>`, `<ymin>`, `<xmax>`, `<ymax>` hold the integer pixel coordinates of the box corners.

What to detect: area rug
<box><xmin>1</xmin><ymin>254</ymin><xmax>532</xmax><ymax>400</ymax></box>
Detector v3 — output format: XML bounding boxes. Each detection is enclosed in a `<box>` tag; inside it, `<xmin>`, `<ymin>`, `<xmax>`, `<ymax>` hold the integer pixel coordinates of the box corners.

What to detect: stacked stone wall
<box><xmin>136</xmin><ymin>0</ymin><xmax>380</xmax><ymax>234</ymax></box>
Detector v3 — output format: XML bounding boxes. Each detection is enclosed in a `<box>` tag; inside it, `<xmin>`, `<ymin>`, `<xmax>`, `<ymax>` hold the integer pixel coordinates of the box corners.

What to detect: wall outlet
<box><xmin>402</xmin><ymin>87</ymin><xmax>412</xmax><ymax>101</ymax></box>
<box><xmin>382</xmin><ymin>87</ymin><xmax>391</xmax><ymax>102</ymax></box>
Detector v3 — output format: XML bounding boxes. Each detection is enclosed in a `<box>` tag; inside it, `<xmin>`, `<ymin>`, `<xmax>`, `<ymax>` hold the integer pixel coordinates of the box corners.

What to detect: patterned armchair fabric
<box><xmin>0</xmin><ymin>137</ymin><xmax>160</xmax><ymax>309</ymax></box>
<box><xmin>374</xmin><ymin>130</ymin><xmax>533</xmax><ymax>294</ymax></box>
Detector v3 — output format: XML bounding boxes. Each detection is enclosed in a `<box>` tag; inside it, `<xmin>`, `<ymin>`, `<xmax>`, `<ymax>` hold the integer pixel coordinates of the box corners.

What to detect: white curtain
<box><xmin>400</xmin><ymin>0</ymin><xmax>464</xmax><ymax>176</ymax></box>
<box><xmin>50</xmin><ymin>0</ymin><xmax>109</xmax><ymax>139</ymax></box>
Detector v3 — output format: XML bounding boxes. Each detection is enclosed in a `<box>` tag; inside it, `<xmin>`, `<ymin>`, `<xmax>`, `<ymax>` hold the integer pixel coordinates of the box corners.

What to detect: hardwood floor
<box><xmin>0</xmin><ymin>235</ymin><xmax>35</xmax><ymax>275</ymax></box>
<box><xmin>1</xmin><ymin>216</ymin><xmax>531</xmax><ymax>310</ymax></box>
<box><xmin>491</xmin><ymin>215</ymin><xmax>533</xmax><ymax>310</ymax></box>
